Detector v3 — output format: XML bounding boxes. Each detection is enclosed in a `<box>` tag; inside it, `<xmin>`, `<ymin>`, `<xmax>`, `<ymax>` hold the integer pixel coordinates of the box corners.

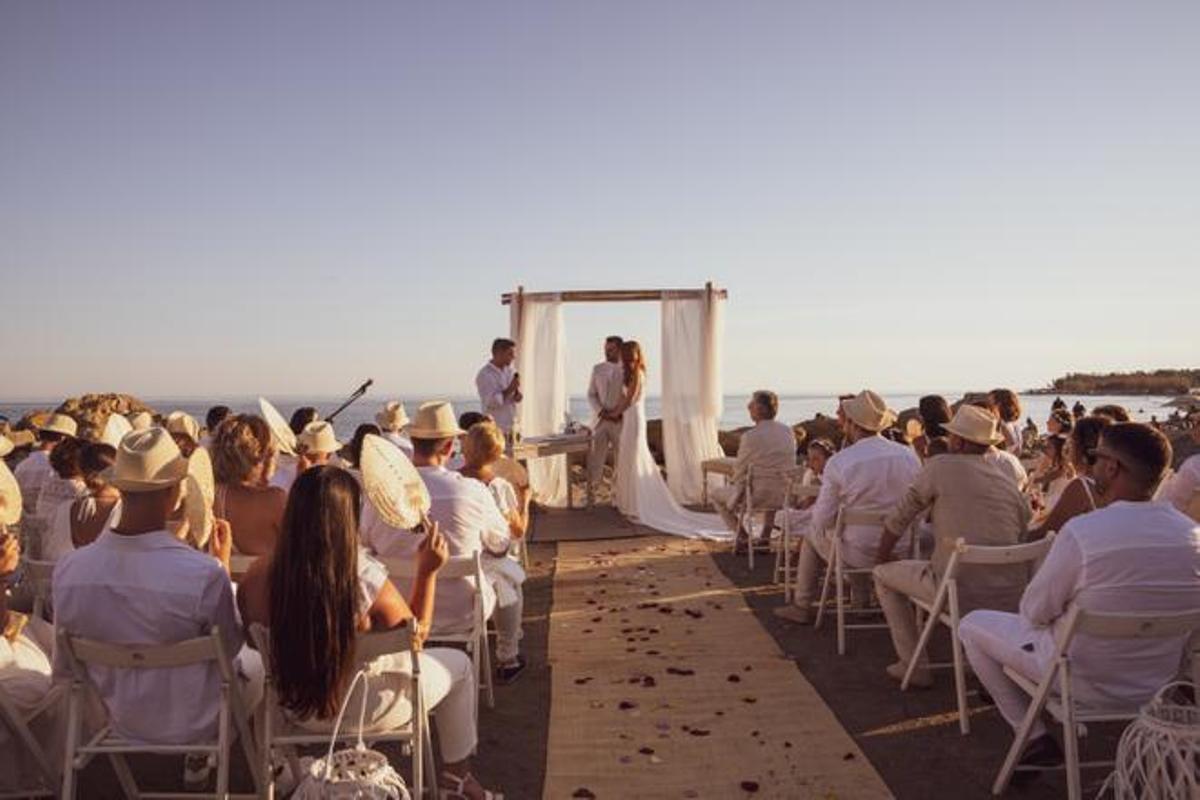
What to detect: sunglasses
<box><xmin>1087</xmin><ymin>447</ymin><xmax>1125</xmax><ymax>469</ymax></box>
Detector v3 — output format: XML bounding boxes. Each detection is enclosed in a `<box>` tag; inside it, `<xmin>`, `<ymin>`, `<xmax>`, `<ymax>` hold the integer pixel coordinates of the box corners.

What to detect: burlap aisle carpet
<box><xmin>543</xmin><ymin>536</ymin><xmax>892</xmax><ymax>799</ymax></box>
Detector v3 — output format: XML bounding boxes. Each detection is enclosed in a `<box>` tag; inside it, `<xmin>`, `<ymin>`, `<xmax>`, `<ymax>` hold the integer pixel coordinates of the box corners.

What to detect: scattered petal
<box><xmin>572</xmin><ymin>789</ymin><xmax>596</xmax><ymax>799</ymax></box>
<box><xmin>618</xmin><ymin>700</ymin><xmax>637</xmax><ymax>711</ymax></box>
<box><xmin>727</xmin><ymin>674</ymin><xmax>742</xmax><ymax>683</ymax></box>
<box><xmin>740</xmin><ymin>781</ymin><xmax>759</xmax><ymax>793</ymax></box>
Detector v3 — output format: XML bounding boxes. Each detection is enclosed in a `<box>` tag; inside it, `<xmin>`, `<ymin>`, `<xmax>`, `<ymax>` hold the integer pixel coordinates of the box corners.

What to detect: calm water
<box><xmin>0</xmin><ymin>393</ymin><xmax>1178</xmax><ymax>440</ymax></box>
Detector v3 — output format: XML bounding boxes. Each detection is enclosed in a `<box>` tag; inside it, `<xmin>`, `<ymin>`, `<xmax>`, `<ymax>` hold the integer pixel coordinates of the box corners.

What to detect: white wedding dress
<box><xmin>614</xmin><ymin>374</ymin><xmax>729</xmax><ymax>540</ymax></box>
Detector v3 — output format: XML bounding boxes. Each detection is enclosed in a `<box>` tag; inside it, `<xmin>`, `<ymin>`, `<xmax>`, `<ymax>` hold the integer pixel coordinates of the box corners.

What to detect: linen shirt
<box><xmin>984</xmin><ymin>447</ymin><xmax>1029</xmax><ymax>490</ymax></box>
<box><xmin>806</xmin><ymin>435</ymin><xmax>921</xmax><ymax>568</ymax></box>
<box><xmin>1162</xmin><ymin>454</ymin><xmax>1200</xmax><ymax>515</ymax></box>
<box><xmin>52</xmin><ymin>529</ymin><xmax>242</xmax><ymax>744</ymax></box>
<box><xmin>885</xmin><ymin>453</ymin><xmax>1032</xmax><ymax>611</ymax></box>
<box><xmin>729</xmin><ymin>419</ymin><xmax>798</xmax><ymax>508</ymax></box>
<box><xmin>36</xmin><ymin>474</ymin><xmax>86</xmax><ymax>520</ymax></box>
<box><xmin>382</xmin><ymin>431</ymin><xmax>415</xmax><ymax>460</ymax></box>
<box><xmin>13</xmin><ymin>450</ymin><xmax>52</xmax><ymax>515</ymax></box>
<box><xmin>587</xmin><ymin>361</ymin><xmax>625</xmax><ymax>425</ymax></box>
<box><xmin>475</xmin><ymin>362</ymin><xmax>517</xmax><ymax>433</ymax></box>
<box><xmin>1019</xmin><ymin>501</ymin><xmax>1200</xmax><ymax>709</ymax></box>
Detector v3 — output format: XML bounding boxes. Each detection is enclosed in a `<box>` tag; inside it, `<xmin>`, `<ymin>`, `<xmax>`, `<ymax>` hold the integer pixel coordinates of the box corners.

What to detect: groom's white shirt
<box><xmin>587</xmin><ymin>361</ymin><xmax>625</xmax><ymax>426</ymax></box>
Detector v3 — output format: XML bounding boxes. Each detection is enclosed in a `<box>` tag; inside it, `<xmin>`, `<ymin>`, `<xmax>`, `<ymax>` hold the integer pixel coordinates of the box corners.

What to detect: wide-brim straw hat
<box><xmin>0</xmin><ymin>435</ymin><xmax>12</xmax><ymax>459</ymax></box>
<box><xmin>179</xmin><ymin>448</ymin><xmax>215</xmax><ymax>548</ymax></box>
<box><xmin>5</xmin><ymin>430</ymin><xmax>35</xmax><ymax>449</ymax></box>
<box><xmin>101</xmin><ymin>413</ymin><xmax>133</xmax><ymax>448</ymax></box>
<box><xmin>408</xmin><ymin>401</ymin><xmax>464</xmax><ymax>440</ymax></box>
<box><xmin>297</xmin><ymin>421</ymin><xmax>342</xmax><ymax>454</ymax></box>
<box><xmin>361</xmin><ymin>433</ymin><xmax>430</xmax><ymax>529</ymax></box>
<box><xmin>376</xmin><ymin>401</ymin><xmax>410</xmax><ymax>432</ymax></box>
<box><xmin>166</xmin><ymin>411</ymin><xmax>201</xmax><ymax>444</ymax></box>
<box><xmin>258</xmin><ymin>397</ymin><xmax>297</xmax><ymax>456</ymax></box>
<box><xmin>42</xmin><ymin>413</ymin><xmax>78</xmax><ymax>438</ymax></box>
<box><xmin>0</xmin><ymin>460</ymin><xmax>22</xmax><ymax>526</ymax></box>
<box><xmin>106</xmin><ymin>427</ymin><xmax>188</xmax><ymax>492</ymax></box>
<box><xmin>841</xmin><ymin>390</ymin><xmax>897</xmax><ymax>433</ymax></box>
<box><xmin>127</xmin><ymin>411</ymin><xmax>155</xmax><ymax>431</ymax></box>
<box><xmin>942</xmin><ymin>405</ymin><xmax>1005</xmax><ymax>447</ymax></box>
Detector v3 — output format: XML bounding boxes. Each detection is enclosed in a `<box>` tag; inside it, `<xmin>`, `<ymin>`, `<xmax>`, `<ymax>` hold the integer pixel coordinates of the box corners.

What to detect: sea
<box><xmin>0</xmin><ymin>393</ymin><xmax>1179</xmax><ymax>440</ymax></box>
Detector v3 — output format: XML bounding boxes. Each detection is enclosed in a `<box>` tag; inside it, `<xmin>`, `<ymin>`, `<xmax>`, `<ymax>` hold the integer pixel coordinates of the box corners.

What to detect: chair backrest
<box><xmin>60</xmin><ymin>627</ymin><xmax>226</xmax><ymax>672</ymax></box>
<box><xmin>1074</xmin><ymin>607</ymin><xmax>1200</xmax><ymax>640</ymax></box>
<box><xmin>746</xmin><ymin>464</ymin><xmax>800</xmax><ymax>507</ymax></box>
<box><xmin>381</xmin><ymin>552</ymin><xmax>482</xmax><ymax>581</ymax></box>
<box><xmin>957</xmin><ymin>534</ymin><xmax>1055</xmax><ymax>566</ymax></box>
<box><xmin>250</xmin><ymin>622</ymin><xmax>414</xmax><ymax>670</ymax></box>
<box><xmin>835</xmin><ymin>508</ymin><xmax>888</xmax><ymax>531</ymax></box>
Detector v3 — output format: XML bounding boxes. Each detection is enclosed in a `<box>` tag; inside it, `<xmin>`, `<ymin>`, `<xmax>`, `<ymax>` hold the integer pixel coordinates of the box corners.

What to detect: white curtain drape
<box><xmin>510</xmin><ymin>295</ymin><xmax>569</xmax><ymax>507</ymax></box>
<box><xmin>660</xmin><ymin>292</ymin><xmax>725</xmax><ymax>504</ymax></box>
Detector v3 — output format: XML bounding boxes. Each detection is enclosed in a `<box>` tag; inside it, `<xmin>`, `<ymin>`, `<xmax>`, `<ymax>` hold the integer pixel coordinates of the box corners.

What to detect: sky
<box><xmin>2</xmin><ymin>1</ymin><xmax>1198</xmax><ymax>401</ymax></box>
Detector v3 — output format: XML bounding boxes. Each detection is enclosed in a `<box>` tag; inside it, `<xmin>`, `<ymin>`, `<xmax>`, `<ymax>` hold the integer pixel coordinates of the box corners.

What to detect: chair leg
<box><xmin>747</xmin><ymin>512</ymin><xmax>755</xmax><ymax>571</ymax></box>
<box><xmin>814</xmin><ymin>550</ymin><xmax>834</xmax><ymax>631</ymax></box>
<box><xmin>902</xmin><ymin>611</ymin><xmax>938</xmax><ymax>692</ymax></box>
<box><xmin>217</xmin><ymin>687</ymin><xmax>231</xmax><ymax>800</ymax></box>
<box><xmin>992</xmin><ymin>661</ymin><xmax>1060</xmax><ymax>795</ymax></box>
<box><xmin>835</xmin><ymin>549</ymin><xmax>846</xmax><ymax>656</ymax></box>
<box><xmin>108</xmin><ymin>753</ymin><xmax>141</xmax><ymax>799</ymax></box>
<box><xmin>61</xmin><ymin>687</ymin><xmax>82</xmax><ymax>800</ymax></box>
<box><xmin>1060</xmin><ymin>661</ymin><xmax>1081</xmax><ymax>800</ymax></box>
<box><xmin>480</xmin><ymin>630</ymin><xmax>495</xmax><ymax>710</ymax></box>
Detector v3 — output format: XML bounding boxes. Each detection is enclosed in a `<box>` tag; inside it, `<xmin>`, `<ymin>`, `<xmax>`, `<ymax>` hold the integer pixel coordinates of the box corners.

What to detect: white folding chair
<box><xmin>814</xmin><ymin>509</ymin><xmax>907</xmax><ymax>656</ymax></box>
<box><xmin>776</xmin><ymin>478</ymin><xmax>820</xmax><ymax>603</ymax></box>
<box><xmin>382</xmin><ymin>553</ymin><xmax>494</xmax><ymax>712</ymax></box>
<box><xmin>0</xmin><ymin>681</ymin><xmax>63</xmax><ymax>798</ymax></box>
<box><xmin>740</xmin><ymin>464</ymin><xmax>797</xmax><ymax>571</ymax></box>
<box><xmin>992</xmin><ymin>606</ymin><xmax>1200</xmax><ymax>799</ymax></box>
<box><xmin>58</xmin><ymin>626</ymin><xmax>261</xmax><ymax>799</ymax></box>
<box><xmin>250</xmin><ymin>624</ymin><xmax>433</xmax><ymax>800</ymax></box>
<box><xmin>21</xmin><ymin>558</ymin><xmax>56</xmax><ymax>622</ymax></box>
<box><xmin>900</xmin><ymin>535</ymin><xmax>1056</xmax><ymax>734</ymax></box>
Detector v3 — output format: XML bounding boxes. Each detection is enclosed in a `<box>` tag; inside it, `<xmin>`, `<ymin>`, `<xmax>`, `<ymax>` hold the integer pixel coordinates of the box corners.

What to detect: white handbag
<box><xmin>291</xmin><ymin>669</ymin><xmax>412</xmax><ymax>800</ymax></box>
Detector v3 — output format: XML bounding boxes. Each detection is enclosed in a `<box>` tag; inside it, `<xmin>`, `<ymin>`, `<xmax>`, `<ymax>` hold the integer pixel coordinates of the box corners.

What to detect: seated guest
<box><xmin>268</xmin><ymin>407</ymin><xmax>320</xmax><ymax>492</ymax></box>
<box><xmin>873</xmin><ymin>404</ymin><xmax>1031</xmax><ymax>686</ymax></box>
<box><xmin>710</xmin><ymin>391</ymin><xmax>797</xmax><ymax>552</ymax></box>
<box><xmin>35</xmin><ymin>434</ymin><xmax>87</xmax><ymax>525</ymax></box>
<box><xmin>44</xmin><ymin>442</ymin><xmax>120</xmax><ymax>561</ymax></box>
<box><xmin>212</xmin><ymin>415</ymin><xmax>287</xmax><ymax>555</ymax></box>
<box><xmin>911</xmin><ymin>395</ymin><xmax>951</xmax><ymax>461</ymax></box>
<box><xmin>200</xmin><ymin>405</ymin><xmax>231</xmax><ymax>450</ymax></box>
<box><xmin>52</xmin><ymin>428</ymin><xmax>252</xmax><ymax>746</ymax></box>
<box><xmin>406</xmin><ymin>402</ymin><xmax>525</xmax><ymax>683</ymax></box>
<box><xmin>960</xmin><ymin>423</ymin><xmax>1200</xmax><ymax>772</ymax></box>
<box><xmin>238</xmin><ymin>466</ymin><xmax>497</xmax><ymax>799</ymax></box>
<box><xmin>966</xmin><ymin>402</ymin><xmax>1028</xmax><ymax>489</ymax></box>
<box><xmin>774</xmin><ymin>391</ymin><xmax>920</xmax><ymax>624</ymax></box>
<box><xmin>1028</xmin><ymin>434</ymin><xmax>1073</xmax><ymax>527</ymax></box>
<box><xmin>295</xmin><ymin>421</ymin><xmax>343</xmax><ymax>474</ymax></box>
<box><xmin>447</xmin><ymin>412</ymin><xmax>490</xmax><ymax>472</ymax></box>
<box><xmin>166</xmin><ymin>411</ymin><xmax>202</xmax><ymax>457</ymax></box>
<box><xmin>795</xmin><ymin>438</ymin><xmax>835</xmax><ymax>510</ymax></box>
<box><xmin>1046</xmin><ymin>407</ymin><xmax>1073</xmax><ymax>437</ymax></box>
<box><xmin>1072</xmin><ymin>401</ymin><xmax>1087</xmax><ymax>420</ymax></box>
<box><xmin>376</xmin><ymin>401</ymin><xmax>414</xmax><ymax>458</ymax></box>
<box><xmin>14</xmin><ymin>414</ymin><xmax>77</xmax><ymax>543</ymax></box>
<box><xmin>1026</xmin><ymin>415</ymin><xmax>1113</xmax><ymax>541</ymax></box>
<box><xmin>1160</xmin><ymin>416</ymin><xmax>1199</xmax><ymax>516</ymax></box>
<box><xmin>989</xmin><ymin>388</ymin><xmax>1024</xmax><ymax>455</ymax></box>
<box><xmin>288</xmin><ymin>406</ymin><xmax>319</xmax><ymax>437</ymax></box>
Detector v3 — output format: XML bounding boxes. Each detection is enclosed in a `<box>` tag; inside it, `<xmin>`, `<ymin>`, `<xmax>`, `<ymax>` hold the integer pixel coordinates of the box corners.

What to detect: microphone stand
<box><xmin>326</xmin><ymin>379</ymin><xmax>374</xmax><ymax>422</ymax></box>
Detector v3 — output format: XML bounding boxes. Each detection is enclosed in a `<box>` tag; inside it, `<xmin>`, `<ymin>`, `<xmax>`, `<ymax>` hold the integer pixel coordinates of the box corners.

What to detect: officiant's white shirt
<box><xmin>476</xmin><ymin>362</ymin><xmax>516</xmax><ymax>433</ymax></box>
<box><xmin>587</xmin><ymin>361</ymin><xmax>625</xmax><ymax>425</ymax></box>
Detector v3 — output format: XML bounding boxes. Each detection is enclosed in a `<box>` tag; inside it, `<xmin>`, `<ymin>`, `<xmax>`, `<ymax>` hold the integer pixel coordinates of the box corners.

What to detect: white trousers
<box><xmin>958</xmin><ymin>610</ymin><xmax>1050</xmax><ymax>738</ymax></box>
<box><xmin>710</xmin><ymin>484</ymin><xmax>742</xmax><ymax>534</ymax></box>
<box><xmin>489</xmin><ymin>591</ymin><xmax>524</xmax><ymax>664</ymax></box>
<box><xmin>588</xmin><ymin>419</ymin><xmax>621</xmax><ymax>489</ymax></box>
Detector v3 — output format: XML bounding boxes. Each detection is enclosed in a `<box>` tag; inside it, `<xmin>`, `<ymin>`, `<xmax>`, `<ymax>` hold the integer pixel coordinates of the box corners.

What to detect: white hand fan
<box><xmin>361</xmin><ymin>434</ymin><xmax>430</xmax><ymax>529</ymax></box>
<box><xmin>0</xmin><ymin>461</ymin><xmax>22</xmax><ymax>526</ymax></box>
<box><xmin>184</xmin><ymin>448</ymin><xmax>216</xmax><ymax>548</ymax></box>
<box><xmin>101</xmin><ymin>413</ymin><xmax>133</xmax><ymax>448</ymax></box>
<box><xmin>259</xmin><ymin>396</ymin><xmax>298</xmax><ymax>456</ymax></box>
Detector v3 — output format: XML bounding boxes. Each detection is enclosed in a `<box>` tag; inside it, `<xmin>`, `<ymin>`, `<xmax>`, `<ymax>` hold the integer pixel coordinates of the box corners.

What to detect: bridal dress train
<box><xmin>614</xmin><ymin>381</ymin><xmax>730</xmax><ymax>540</ymax></box>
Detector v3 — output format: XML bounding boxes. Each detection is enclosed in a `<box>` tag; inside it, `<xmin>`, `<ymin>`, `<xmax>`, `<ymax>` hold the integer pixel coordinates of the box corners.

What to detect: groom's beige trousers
<box><xmin>588</xmin><ymin>418</ymin><xmax>622</xmax><ymax>490</ymax></box>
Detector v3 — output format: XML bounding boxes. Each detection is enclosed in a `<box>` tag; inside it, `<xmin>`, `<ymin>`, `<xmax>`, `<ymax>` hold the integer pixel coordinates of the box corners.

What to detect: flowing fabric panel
<box><xmin>510</xmin><ymin>297</ymin><xmax>569</xmax><ymax>506</ymax></box>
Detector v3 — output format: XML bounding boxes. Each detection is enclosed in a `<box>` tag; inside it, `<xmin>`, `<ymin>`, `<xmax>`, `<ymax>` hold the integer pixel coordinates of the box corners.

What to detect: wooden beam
<box><xmin>500</xmin><ymin>287</ymin><xmax>728</xmax><ymax>305</ymax></box>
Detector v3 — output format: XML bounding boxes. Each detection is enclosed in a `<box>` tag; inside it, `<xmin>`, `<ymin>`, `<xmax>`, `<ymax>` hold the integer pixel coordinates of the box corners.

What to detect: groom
<box><xmin>587</xmin><ymin>335</ymin><xmax>625</xmax><ymax>497</ymax></box>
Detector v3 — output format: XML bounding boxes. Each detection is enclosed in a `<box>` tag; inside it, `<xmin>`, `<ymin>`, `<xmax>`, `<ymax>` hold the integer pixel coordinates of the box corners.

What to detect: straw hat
<box><xmin>407</xmin><ymin>401</ymin><xmax>464</xmax><ymax>440</ymax></box>
<box><xmin>166</xmin><ymin>411</ymin><xmax>201</xmax><ymax>444</ymax></box>
<box><xmin>297</xmin><ymin>421</ymin><xmax>342</xmax><ymax>454</ymax></box>
<box><xmin>100</xmin><ymin>413</ymin><xmax>133</xmax><ymax>448</ymax></box>
<box><xmin>127</xmin><ymin>411</ymin><xmax>154</xmax><ymax>431</ymax></box>
<box><xmin>42</xmin><ymin>413</ymin><xmax>78</xmax><ymax>438</ymax></box>
<box><xmin>5</xmin><ymin>430</ymin><xmax>35</xmax><ymax>449</ymax></box>
<box><xmin>258</xmin><ymin>397</ymin><xmax>297</xmax><ymax>456</ymax></box>
<box><xmin>841</xmin><ymin>390</ymin><xmax>897</xmax><ymax>433</ymax></box>
<box><xmin>0</xmin><ymin>460</ymin><xmax>21</xmax><ymax>526</ymax></box>
<box><xmin>942</xmin><ymin>405</ymin><xmax>1004</xmax><ymax>447</ymax></box>
<box><xmin>376</xmin><ymin>401</ymin><xmax>410</xmax><ymax>432</ymax></box>
<box><xmin>361</xmin><ymin>433</ymin><xmax>430</xmax><ymax>529</ymax></box>
<box><xmin>180</xmin><ymin>448</ymin><xmax>215</xmax><ymax>548</ymax></box>
<box><xmin>107</xmin><ymin>427</ymin><xmax>188</xmax><ymax>492</ymax></box>
<box><xmin>0</xmin><ymin>435</ymin><xmax>12</xmax><ymax>459</ymax></box>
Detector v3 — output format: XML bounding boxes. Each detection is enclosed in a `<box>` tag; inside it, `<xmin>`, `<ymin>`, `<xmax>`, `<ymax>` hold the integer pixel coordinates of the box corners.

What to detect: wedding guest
<box><xmin>910</xmin><ymin>395</ymin><xmax>951</xmax><ymax>461</ymax></box>
<box><xmin>711</xmin><ymin>390</ymin><xmax>797</xmax><ymax>551</ymax></box>
<box><xmin>588</xmin><ymin>336</ymin><xmax>625</xmax><ymax>495</ymax></box>
<box><xmin>237</xmin><ymin>466</ymin><xmax>498</xmax><ymax>800</ymax></box>
<box><xmin>166</xmin><ymin>411</ymin><xmax>202</xmax><ymax>457</ymax></box>
<box><xmin>1046</xmin><ymin>407</ymin><xmax>1073</xmax><ymax>437</ymax></box>
<box><xmin>52</xmin><ymin>428</ymin><xmax>251</xmax><ymax>746</ymax></box>
<box><xmin>345</xmin><ymin>424</ymin><xmax>382</xmax><ymax>472</ymax></box>
<box><xmin>989</xmin><ymin>388</ymin><xmax>1024</xmax><ymax>454</ymax></box>
<box><xmin>1072</xmin><ymin>400</ymin><xmax>1087</xmax><ymax>420</ymax></box>
<box><xmin>1026</xmin><ymin>415</ymin><xmax>1113</xmax><ymax>541</ymax></box>
<box><xmin>375</xmin><ymin>401</ymin><xmax>414</xmax><ymax>458</ymax></box>
<box><xmin>775</xmin><ymin>391</ymin><xmax>920</xmax><ymax>624</ymax></box>
<box><xmin>14</xmin><ymin>413</ymin><xmax>76</xmax><ymax>521</ymax></box>
<box><xmin>212</xmin><ymin>415</ymin><xmax>287</xmax><ymax>555</ymax></box>
<box><xmin>44</xmin><ymin>442</ymin><xmax>120</xmax><ymax>561</ymax></box>
<box><xmin>967</xmin><ymin>402</ymin><xmax>1028</xmax><ymax>489</ymax></box>
<box><xmin>448</xmin><ymin>412</ymin><xmax>490</xmax><ymax>472</ymax></box>
<box><xmin>475</xmin><ymin>338</ymin><xmax>521</xmax><ymax>435</ymax></box>
<box><xmin>36</xmin><ymin>435</ymin><xmax>87</xmax><ymax>524</ymax></box>
<box><xmin>201</xmin><ymin>405</ymin><xmax>231</xmax><ymax>449</ymax></box>
<box><xmin>1028</xmin><ymin>434</ymin><xmax>1073</xmax><ymax>527</ymax></box>
<box><xmin>296</xmin><ymin>421</ymin><xmax>343</xmax><ymax>474</ymax></box>
<box><xmin>960</xmin><ymin>424</ymin><xmax>1200</xmax><ymax>774</ymax></box>
<box><xmin>796</xmin><ymin>438</ymin><xmax>835</xmax><ymax>509</ymax></box>
<box><xmin>1160</xmin><ymin>415</ymin><xmax>1200</xmax><ymax>516</ymax></box>
<box><xmin>873</xmin><ymin>404</ymin><xmax>1031</xmax><ymax>686</ymax></box>
<box><xmin>288</xmin><ymin>406</ymin><xmax>319</xmax><ymax>436</ymax></box>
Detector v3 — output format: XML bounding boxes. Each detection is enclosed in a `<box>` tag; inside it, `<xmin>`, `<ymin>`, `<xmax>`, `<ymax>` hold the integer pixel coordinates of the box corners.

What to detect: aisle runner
<box><xmin>544</xmin><ymin>536</ymin><xmax>891</xmax><ymax>799</ymax></box>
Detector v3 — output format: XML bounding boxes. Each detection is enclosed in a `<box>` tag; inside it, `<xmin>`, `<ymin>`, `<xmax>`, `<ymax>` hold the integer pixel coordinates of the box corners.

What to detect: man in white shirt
<box><xmin>587</xmin><ymin>336</ymin><xmax>626</xmax><ymax>496</ymax></box>
<box><xmin>960</xmin><ymin>423</ymin><xmax>1200</xmax><ymax>773</ymax></box>
<box><xmin>1160</xmin><ymin>416</ymin><xmax>1199</xmax><ymax>518</ymax></box>
<box><xmin>775</xmin><ymin>390</ymin><xmax>920</xmax><ymax>624</ymax></box>
<box><xmin>710</xmin><ymin>391</ymin><xmax>798</xmax><ymax>549</ymax></box>
<box><xmin>406</xmin><ymin>401</ymin><xmax>526</xmax><ymax>683</ymax></box>
<box><xmin>14</xmin><ymin>413</ymin><xmax>77</xmax><ymax>557</ymax></box>
<box><xmin>475</xmin><ymin>338</ymin><xmax>521</xmax><ymax>435</ymax></box>
<box><xmin>52</xmin><ymin>427</ymin><xmax>250</xmax><ymax>746</ymax></box>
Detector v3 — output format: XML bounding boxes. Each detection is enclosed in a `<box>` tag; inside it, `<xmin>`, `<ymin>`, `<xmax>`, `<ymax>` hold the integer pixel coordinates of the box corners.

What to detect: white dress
<box><xmin>614</xmin><ymin>375</ymin><xmax>728</xmax><ymax>540</ymax></box>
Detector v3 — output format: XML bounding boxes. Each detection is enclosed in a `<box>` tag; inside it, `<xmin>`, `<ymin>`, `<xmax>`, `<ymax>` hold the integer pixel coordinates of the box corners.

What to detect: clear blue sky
<box><xmin>3</xmin><ymin>1</ymin><xmax>1197</xmax><ymax>401</ymax></box>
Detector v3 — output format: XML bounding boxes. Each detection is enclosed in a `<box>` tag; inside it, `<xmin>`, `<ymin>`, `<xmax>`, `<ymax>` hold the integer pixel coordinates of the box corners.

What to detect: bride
<box><xmin>608</xmin><ymin>340</ymin><xmax>729</xmax><ymax>540</ymax></box>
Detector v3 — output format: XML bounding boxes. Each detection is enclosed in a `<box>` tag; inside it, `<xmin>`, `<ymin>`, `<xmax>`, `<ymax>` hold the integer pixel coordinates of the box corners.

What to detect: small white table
<box><xmin>514</xmin><ymin>432</ymin><xmax>594</xmax><ymax>509</ymax></box>
<box><xmin>700</xmin><ymin>456</ymin><xmax>737</xmax><ymax>508</ymax></box>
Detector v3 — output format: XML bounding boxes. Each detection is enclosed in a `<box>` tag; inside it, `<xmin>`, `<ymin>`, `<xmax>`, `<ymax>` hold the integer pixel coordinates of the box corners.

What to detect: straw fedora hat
<box><xmin>0</xmin><ymin>435</ymin><xmax>12</xmax><ymax>459</ymax></box>
<box><xmin>297</xmin><ymin>421</ymin><xmax>342</xmax><ymax>454</ymax></box>
<box><xmin>42</xmin><ymin>413</ymin><xmax>78</xmax><ymax>438</ymax></box>
<box><xmin>0</xmin><ymin>459</ymin><xmax>21</xmax><ymax>526</ymax></box>
<box><xmin>127</xmin><ymin>411</ymin><xmax>154</xmax><ymax>431</ymax></box>
<box><xmin>841</xmin><ymin>390</ymin><xmax>897</xmax><ymax>433</ymax></box>
<box><xmin>166</xmin><ymin>411</ymin><xmax>201</xmax><ymax>443</ymax></box>
<box><xmin>407</xmin><ymin>401</ymin><xmax>465</xmax><ymax>440</ymax></box>
<box><xmin>107</xmin><ymin>427</ymin><xmax>188</xmax><ymax>492</ymax></box>
<box><xmin>376</xmin><ymin>401</ymin><xmax>410</xmax><ymax>432</ymax></box>
<box><xmin>101</xmin><ymin>413</ymin><xmax>133</xmax><ymax>448</ymax></box>
<box><xmin>942</xmin><ymin>405</ymin><xmax>1005</xmax><ymax>447</ymax></box>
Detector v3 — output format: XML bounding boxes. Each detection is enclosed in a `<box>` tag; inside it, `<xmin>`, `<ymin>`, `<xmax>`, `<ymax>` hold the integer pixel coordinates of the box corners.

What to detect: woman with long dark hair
<box><xmin>238</xmin><ymin>466</ymin><xmax>497</xmax><ymax>799</ymax></box>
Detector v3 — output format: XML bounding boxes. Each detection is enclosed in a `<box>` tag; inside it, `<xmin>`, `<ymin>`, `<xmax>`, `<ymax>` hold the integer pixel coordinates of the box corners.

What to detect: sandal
<box><xmin>440</xmin><ymin>771</ymin><xmax>503</xmax><ymax>800</ymax></box>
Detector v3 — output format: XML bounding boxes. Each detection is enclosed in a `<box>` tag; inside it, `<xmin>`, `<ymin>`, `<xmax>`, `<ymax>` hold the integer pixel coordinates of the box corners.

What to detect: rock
<box><xmin>14</xmin><ymin>394</ymin><xmax>157</xmax><ymax>442</ymax></box>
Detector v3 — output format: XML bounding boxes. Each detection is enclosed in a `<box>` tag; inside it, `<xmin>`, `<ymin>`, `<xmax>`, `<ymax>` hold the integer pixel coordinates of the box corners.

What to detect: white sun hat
<box><xmin>407</xmin><ymin>401</ymin><xmax>465</xmax><ymax>440</ymax></box>
<box><xmin>375</xmin><ymin>401</ymin><xmax>410</xmax><ymax>432</ymax></box>
<box><xmin>942</xmin><ymin>405</ymin><xmax>1005</xmax><ymax>447</ymax></box>
<box><xmin>100</xmin><ymin>413</ymin><xmax>133</xmax><ymax>448</ymax></box>
<box><xmin>107</xmin><ymin>427</ymin><xmax>188</xmax><ymax>493</ymax></box>
<box><xmin>166</xmin><ymin>411</ymin><xmax>202</xmax><ymax>444</ymax></box>
<box><xmin>42</xmin><ymin>413</ymin><xmax>78</xmax><ymax>438</ymax></box>
<box><xmin>840</xmin><ymin>390</ymin><xmax>897</xmax><ymax>433</ymax></box>
<box><xmin>297</xmin><ymin>421</ymin><xmax>342</xmax><ymax>455</ymax></box>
